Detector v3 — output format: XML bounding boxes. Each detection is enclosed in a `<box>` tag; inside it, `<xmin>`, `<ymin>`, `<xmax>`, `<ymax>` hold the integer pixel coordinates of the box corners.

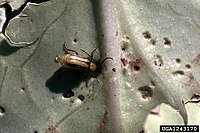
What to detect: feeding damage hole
<box><xmin>142</xmin><ymin>31</ymin><xmax>151</xmax><ymax>39</ymax></box>
<box><xmin>150</xmin><ymin>39</ymin><xmax>156</xmax><ymax>45</ymax></box>
<box><xmin>138</xmin><ymin>86</ymin><xmax>153</xmax><ymax>99</ymax></box>
<box><xmin>163</xmin><ymin>37</ymin><xmax>171</xmax><ymax>47</ymax></box>
<box><xmin>121</xmin><ymin>58</ymin><xmax>128</xmax><ymax>67</ymax></box>
<box><xmin>142</xmin><ymin>31</ymin><xmax>157</xmax><ymax>45</ymax></box>
<box><xmin>112</xmin><ymin>68</ymin><xmax>116</xmax><ymax>72</ymax></box>
<box><xmin>175</xmin><ymin>58</ymin><xmax>181</xmax><ymax>63</ymax></box>
<box><xmin>172</xmin><ymin>70</ymin><xmax>185</xmax><ymax>77</ymax></box>
<box><xmin>138</xmin><ymin>127</ymin><xmax>145</xmax><ymax>133</ymax></box>
<box><xmin>0</xmin><ymin>106</ymin><xmax>5</xmax><ymax>115</ymax></box>
<box><xmin>153</xmin><ymin>55</ymin><xmax>163</xmax><ymax>68</ymax></box>
<box><xmin>129</xmin><ymin>59</ymin><xmax>141</xmax><ymax>71</ymax></box>
<box><xmin>73</xmin><ymin>38</ymin><xmax>77</xmax><ymax>43</ymax></box>
<box><xmin>78</xmin><ymin>95</ymin><xmax>85</xmax><ymax>101</ymax></box>
<box><xmin>185</xmin><ymin>64</ymin><xmax>191</xmax><ymax>69</ymax></box>
<box><xmin>21</xmin><ymin>87</ymin><xmax>25</xmax><ymax>91</ymax></box>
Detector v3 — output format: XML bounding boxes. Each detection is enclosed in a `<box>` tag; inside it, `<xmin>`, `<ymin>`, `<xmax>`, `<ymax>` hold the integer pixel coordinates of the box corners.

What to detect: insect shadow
<box><xmin>45</xmin><ymin>68</ymin><xmax>93</xmax><ymax>95</ymax></box>
<box><xmin>46</xmin><ymin>43</ymin><xmax>113</xmax><ymax>97</ymax></box>
<box><xmin>0</xmin><ymin>40</ymin><xmax>20</xmax><ymax>56</ymax></box>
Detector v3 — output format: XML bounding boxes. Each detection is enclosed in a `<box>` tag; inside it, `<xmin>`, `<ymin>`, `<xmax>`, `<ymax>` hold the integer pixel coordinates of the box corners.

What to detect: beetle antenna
<box><xmin>99</xmin><ymin>57</ymin><xmax>113</xmax><ymax>69</ymax></box>
<box><xmin>90</xmin><ymin>48</ymin><xmax>97</xmax><ymax>59</ymax></box>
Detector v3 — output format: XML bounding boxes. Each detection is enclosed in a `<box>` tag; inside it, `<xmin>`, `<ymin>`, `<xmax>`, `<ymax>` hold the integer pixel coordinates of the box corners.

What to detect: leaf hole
<box><xmin>138</xmin><ymin>86</ymin><xmax>153</xmax><ymax>99</ymax></box>
<box><xmin>185</xmin><ymin>64</ymin><xmax>191</xmax><ymax>69</ymax></box>
<box><xmin>142</xmin><ymin>31</ymin><xmax>151</xmax><ymax>39</ymax></box>
<box><xmin>112</xmin><ymin>68</ymin><xmax>116</xmax><ymax>72</ymax></box>
<box><xmin>163</xmin><ymin>37</ymin><xmax>171</xmax><ymax>46</ymax></box>
<box><xmin>175</xmin><ymin>58</ymin><xmax>181</xmax><ymax>63</ymax></box>
<box><xmin>78</xmin><ymin>95</ymin><xmax>85</xmax><ymax>101</ymax></box>
<box><xmin>172</xmin><ymin>70</ymin><xmax>185</xmax><ymax>77</ymax></box>
<box><xmin>153</xmin><ymin>55</ymin><xmax>163</xmax><ymax>68</ymax></box>
<box><xmin>21</xmin><ymin>87</ymin><xmax>25</xmax><ymax>91</ymax></box>
<box><xmin>150</xmin><ymin>39</ymin><xmax>156</xmax><ymax>45</ymax></box>
<box><xmin>73</xmin><ymin>38</ymin><xmax>77</xmax><ymax>43</ymax></box>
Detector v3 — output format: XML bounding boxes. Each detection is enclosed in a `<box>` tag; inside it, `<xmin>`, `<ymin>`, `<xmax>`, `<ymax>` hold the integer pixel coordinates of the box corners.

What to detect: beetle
<box><xmin>55</xmin><ymin>43</ymin><xmax>113</xmax><ymax>78</ymax></box>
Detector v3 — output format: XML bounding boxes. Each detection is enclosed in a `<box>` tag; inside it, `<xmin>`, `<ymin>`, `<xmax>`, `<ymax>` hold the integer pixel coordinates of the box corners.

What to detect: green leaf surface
<box><xmin>0</xmin><ymin>0</ymin><xmax>200</xmax><ymax>132</ymax></box>
<box><xmin>144</xmin><ymin>103</ymin><xmax>200</xmax><ymax>133</ymax></box>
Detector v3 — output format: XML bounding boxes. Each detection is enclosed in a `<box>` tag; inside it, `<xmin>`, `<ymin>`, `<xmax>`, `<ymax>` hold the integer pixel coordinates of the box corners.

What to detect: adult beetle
<box><xmin>55</xmin><ymin>43</ymin><xmax>113</xmax><ymax>78</ymax></box>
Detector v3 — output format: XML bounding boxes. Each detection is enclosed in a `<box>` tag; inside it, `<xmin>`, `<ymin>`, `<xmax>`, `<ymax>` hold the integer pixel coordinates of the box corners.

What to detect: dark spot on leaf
<box><xmin>125</xmin><ymin>35</ymin><xmax>129</xmax><ymax>40</ymax></box>
<box><xmin>185</xmin><ymin>64</ymin><xmax>191</xmax><ymax>69</ymax></box>
<box><xmin>69</xmin><ymin>98</ymin><xmax>75</xmax><ymax>103</ymax></box>
<box><xmin>138</xmin><ymin>86</ymin><xmax>153</xmax><ymax>99</ymax></box>
<box><xmin>176</xmin><ymin>58</ymin><xmax>181</xmax><ymax>63</ymax></box>
<box><xmin>153</xmin><ymin>55</ymin><xmax>163</xmax><ymax>68</ymax></box>
<box><xmin>133</xmin><ymin>65</ymin><xmax>140</xmax><ymax>71</ymax></box>
<box><xmin>78</xmin><ymin>95</ymin><xmax>85</xmax><ymax>101</ymax></box>
<box><xmin>138</xmin><ymin>127</ymin><xmax>145</xmax><ymax>133</ymax></box>
<box><xmin>150</xmin><ymin>39</ymin><xmax>156</xmax><ymax>45</ymax></box>
<box><xmin>142</xmin><ymin>31</ymin><xmax>151</xmax><ymax>39</ymax></box>
<box><xmin>121</xmin><ymin>47</ymin><xmax>126</xmax><ymax>50</ymax></box>
<box><xmin>112</xmin><ymin>68</ymin><xmax>116</xmax><ymax>72</ymax></box>
<box><xmin>121</xmin><ymin>58</ymin><xmax>128</xmax><ymax>66</ymax></box>
<box><xmin>73</xmin><ymin>38</ymin><xmax>77</xmax><ymax>43</ymax></box>
<box><xmin>34</xmin><ymin>131</ymin><xmax>38</xmax><ymax>133</ymax></box>
<box><xmin>163</xmin><ymin>37</ymin><xmax>171</xmax><ymax>46</ymax></box>
<box><xmin>172</xmin><ymin>70</ymin><xmax>184</xmax><ymax>76</ymax></box>
<box><xmin>129</xmin><ymin>58</ymin><xmax>141</xmax><ymax>71</ymax></box>
<box><xmin>21</xmin><ymin>87</ymin><xmax>25</xmax><ymax>91</ymax></box>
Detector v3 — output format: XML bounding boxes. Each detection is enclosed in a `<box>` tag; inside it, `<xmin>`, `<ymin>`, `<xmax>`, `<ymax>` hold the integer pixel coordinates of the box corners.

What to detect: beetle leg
<box><xmin>63</xmin><ymin>42</ymin><xmax>78</xmax><ymax>55</ymax></box>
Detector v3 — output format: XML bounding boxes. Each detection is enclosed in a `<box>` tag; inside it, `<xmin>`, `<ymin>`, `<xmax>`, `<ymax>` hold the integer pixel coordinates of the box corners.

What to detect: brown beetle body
<box><xmin>55</xmin><ymin>43</ymin><xmax>113</xmax><ymax>79</ymax></box>
<box><xmin>56</xmin><ymin>54</ymin><xmax>97</xmax><ymax>71</ymax></box>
